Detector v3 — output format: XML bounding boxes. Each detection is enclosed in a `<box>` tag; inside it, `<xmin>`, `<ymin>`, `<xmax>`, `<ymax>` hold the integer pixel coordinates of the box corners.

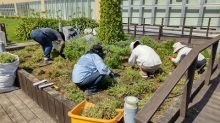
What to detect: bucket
<box><xmin>68</xmin><ymin>100</ymin><xmax>124</xmax><ymax>123</ymax></box>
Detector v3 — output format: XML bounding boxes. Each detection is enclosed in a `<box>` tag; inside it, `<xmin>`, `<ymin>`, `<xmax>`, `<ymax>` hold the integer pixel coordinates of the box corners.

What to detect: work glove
<box><xmin>168</xmin><ymin>56</ymin><xmax>173</xmax><ymax>60</ymax></box>
<box><xmin>109</xmin><ymin>72</ymin><xmax>115</xmax><ymax>78</ymax></box>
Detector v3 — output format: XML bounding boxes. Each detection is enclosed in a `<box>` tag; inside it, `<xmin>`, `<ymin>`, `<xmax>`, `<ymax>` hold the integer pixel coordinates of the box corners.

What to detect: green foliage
<box><xmin>81</xmin><ymin>98</ymin><xmax>121</xmax><ymax>119</ymax></box>
<box><xmin>15</xmin><ymin>10</ymin><xmax>98</xmax><ymax>41</ymax></box>
<box><xmin>98</xmin><ymin>0</ymin><xmax>125</xmax><ymax>44</ymax></box>
<box><xmin>131</xmin><ymin>81</ymin><xmax>156</xmax><ymax>96</ymax></box>
<box><xmin>49</xmin><ymin>57</ymin><xmax>72</xmax><ymax>79</ymax></box>
<box><xmin>107</xmin><ymin>83</ymin><xmax>131</xmax><ymax>98</ymax></box>
<box><xmin>201</xmin><ymin>49</ymin><xmax>211</xmax><ymax>58</ymax></box>
<box><xmin>103</xmin><ymin>40</ymin><xmax>132</xmax><ymax>69</ymax></box>
<box><xmin>70</xmin><ymin>17</ymin><xmax>99</xmax><ymax>33</ymax></box>
<box><xmin>15</xmin><ymin>17</ymin><xmax>68</xmax><ymax>40</ymax></box>
<box><xmin>63</xmin><ymin>38</ymin><xmax>96</xmax><ymax>61</ymax></box>
<box><xmin>64</xmin><ymin>83</ymin><xmax>84</xmax><ymax>104</ymax></box>
<box><xmin>0</xmin><ymin>53</ymin><xmax>17</xmax><ymax>63</ymax></box>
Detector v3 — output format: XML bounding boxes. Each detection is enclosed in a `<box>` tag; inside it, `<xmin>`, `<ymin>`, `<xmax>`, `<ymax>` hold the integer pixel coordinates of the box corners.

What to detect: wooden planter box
<box><xmin>15</xmin><ymin>68</ymin><xmax>76</xmax><ymax>123</ymax></box>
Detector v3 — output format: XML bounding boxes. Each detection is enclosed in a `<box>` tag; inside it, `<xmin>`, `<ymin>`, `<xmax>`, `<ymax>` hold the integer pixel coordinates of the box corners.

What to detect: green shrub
<box><xmin>63</xmin><ymin>38</ymin><xmax>96</xmax><ymax>61</ymax></box>
<box><xmin>0</xmin><ymin>53</ymin><xmax>17</xmax><ymax>63</ymax></box>
<box><xmin>98</xmin><ymin>0</ymin><xmax>125</xmax><ymax>44</ymax></box>
<box><xmin>15</xmin><ymin>10</ymin><xmax>98</xmax><ymax>40</ymax></box>
<box><xmin>70</xmin><ymin>17</ymin><xmax>99</xmax><ymax>33</ymax></box>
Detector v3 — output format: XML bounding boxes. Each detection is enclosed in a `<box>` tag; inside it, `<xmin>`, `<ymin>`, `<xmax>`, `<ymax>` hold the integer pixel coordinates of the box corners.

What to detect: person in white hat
<box><xmin>169</xmin><ymin>42</ymin><xmax>207</xmax><ymax>69</ymax></box>
<box><xmin>128</xmin><ymin>40</ymin><xmax>162</xmax><ymax>78</ymax></box>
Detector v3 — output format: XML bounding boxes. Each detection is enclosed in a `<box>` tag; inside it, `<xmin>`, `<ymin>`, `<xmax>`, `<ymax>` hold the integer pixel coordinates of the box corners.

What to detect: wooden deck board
<box><xmin>0</xmin><ymin>89</ymin><xmax>57</xmax><ymax>123</ymax></box>
<box><xmin>0</xmin><ymin>93</ymin><xmax>28</xmax><ymax>123</ymax></box>
<box><xmin>0</xmin><ymin>105</ymin><xmax>13</xmax><ymax>123</ymax></box>
<box><xmin>5</xmin><ymin>91</ymin><xmax>40</xmax><ymax>122</ymax></box>
<box><xmin>14</xmin><ymin>89</ymin><xmax>57</xmax><ymax>123</ymax></box>
<box><xmin>180</xmin><ymin>74</ymin><xmax>220</xmax><ymax>123</ymax></box>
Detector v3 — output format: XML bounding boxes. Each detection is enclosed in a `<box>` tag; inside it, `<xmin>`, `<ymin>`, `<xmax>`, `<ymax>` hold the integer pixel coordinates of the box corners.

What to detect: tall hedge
<box><xmin>98</xmin><ymin>0</ymin><xmax>125</xmax><ymax>44</ymax></box>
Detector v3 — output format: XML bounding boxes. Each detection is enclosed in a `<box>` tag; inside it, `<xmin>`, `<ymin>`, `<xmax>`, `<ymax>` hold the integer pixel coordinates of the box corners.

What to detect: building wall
<box><xmin>0</xmin><ymin>0</ymin><xmax>97</xmax><ymax>20</ymax></box>
<box><xmin>121</xmin><ymin>0</ymin><xmax>220</xmax><ymax>31</ymax></box>
<box><xmin>0</xmin><ymin>0</ymin><xmax>219</xmax><ymax>31</ymax></box>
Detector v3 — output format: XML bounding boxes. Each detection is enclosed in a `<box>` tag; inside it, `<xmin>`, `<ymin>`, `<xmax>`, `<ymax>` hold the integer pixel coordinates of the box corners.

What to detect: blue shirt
<box><xmin>72</xmin><ymin>53</ymin><xmax>111</xmax><ymax>83</ymax></box>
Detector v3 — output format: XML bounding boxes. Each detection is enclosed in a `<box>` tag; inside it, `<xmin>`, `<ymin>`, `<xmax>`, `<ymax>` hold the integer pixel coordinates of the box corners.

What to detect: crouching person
<box><xmin>72</xmin><ymin>44</ymin><xmax>114</xmax><ymax>97</ymax></box>
<box><xmin>128</xmin><ymin>40</ymin><xmax>162</xmax><ymax>79</ymax></box>
<box><xmin>169</xmin><ymin>42</ymin><xmax>207</xmax><ymax>71</ymax></box>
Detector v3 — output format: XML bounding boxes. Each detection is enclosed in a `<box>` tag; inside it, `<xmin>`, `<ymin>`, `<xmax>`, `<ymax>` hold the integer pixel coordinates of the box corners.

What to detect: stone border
<box><xmin>15</xmin><ymin>68</ymin><xmax>76</xmax><ymax>123</ymax></box>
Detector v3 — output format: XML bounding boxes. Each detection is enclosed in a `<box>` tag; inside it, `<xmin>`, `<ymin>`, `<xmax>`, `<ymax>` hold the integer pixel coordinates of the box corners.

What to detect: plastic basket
<box><xmin>68</xmin><ymin>100</ymin><xmax>124</xmax><ymax>123</ymax></box>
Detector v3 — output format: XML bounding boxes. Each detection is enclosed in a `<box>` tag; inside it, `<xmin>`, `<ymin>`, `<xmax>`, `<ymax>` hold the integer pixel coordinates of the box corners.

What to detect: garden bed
<box><xmin>10</xmin><ymin>36</ymin><xmax>210</xmax><ymax>122</ymax></box>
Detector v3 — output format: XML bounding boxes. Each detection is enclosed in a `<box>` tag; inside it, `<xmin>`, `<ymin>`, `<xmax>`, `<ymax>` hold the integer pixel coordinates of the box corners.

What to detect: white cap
<box><xmin>173</xmin><ymin>42</ymin><xmax>186</xmax><ymax>53</ymax></box>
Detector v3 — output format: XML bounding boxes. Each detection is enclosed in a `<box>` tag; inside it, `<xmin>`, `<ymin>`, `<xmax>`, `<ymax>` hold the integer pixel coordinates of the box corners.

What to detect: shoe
<box><xmin>141</xmin><ymin>75</ymin><xmax>149</xmax><ymax>79</ymax></box>
<box><xmin>43</xmin><ymin>59</ymin><xmax>53</xmax><ymax>64</ymax></box>
<box><xmin>84</xmin><ymin>90</ymin><xmax>97</xmax><ymax>97</ymax></box>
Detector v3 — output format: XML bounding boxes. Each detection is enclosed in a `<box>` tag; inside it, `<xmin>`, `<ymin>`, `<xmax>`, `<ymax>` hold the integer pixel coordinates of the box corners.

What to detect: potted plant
<box><xmin>0</xmin><ymin>52</ymin><xmax>19</xmax><ymax>93</ymax></box>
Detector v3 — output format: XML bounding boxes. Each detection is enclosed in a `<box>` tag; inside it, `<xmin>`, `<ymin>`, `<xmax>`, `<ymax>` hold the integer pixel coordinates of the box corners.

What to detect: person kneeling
<box><xmin>72</xmin><ymin>44</ymin><xmax>114</xmax><ymax>97</ymax></box>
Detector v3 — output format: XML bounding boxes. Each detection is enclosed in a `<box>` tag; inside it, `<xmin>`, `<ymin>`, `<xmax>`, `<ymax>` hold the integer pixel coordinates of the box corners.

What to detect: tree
<box><xmin>98</xmin><ymin>0</ymin><xmax>125</xmax><ymax>44</ymax></box>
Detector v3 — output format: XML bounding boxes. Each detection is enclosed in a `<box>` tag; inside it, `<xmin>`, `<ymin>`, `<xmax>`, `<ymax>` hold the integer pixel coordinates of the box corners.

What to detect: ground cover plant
<box><xmin>10</xmin><ymin>36</ymin><xmax>210</xmax><ymax>121</ymax></box>
<box><xmin>0</xmin><ymin>52</ymin><xmax>17</xmax><ymax>63</ymax></box>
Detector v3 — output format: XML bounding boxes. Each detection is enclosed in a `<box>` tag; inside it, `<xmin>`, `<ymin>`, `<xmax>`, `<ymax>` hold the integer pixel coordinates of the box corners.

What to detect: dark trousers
<box><xmin>76</xmin><ymin>71</ymin><xmax>104</xmax><ymax>92</ymax></box>
<box><xmin>30</xmin><ymin>29</ymin><xmax>52</xmax><ymax>59</ymax></box>
<box><xmin>197</xmin><ymin>59</ymin><xmax>207</xmax><ymax>69</ymax></box>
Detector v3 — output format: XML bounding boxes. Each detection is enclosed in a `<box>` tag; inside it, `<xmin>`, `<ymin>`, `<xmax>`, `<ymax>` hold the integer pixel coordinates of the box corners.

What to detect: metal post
<box><xmin>128</xmin><ymin>17</ymin><xmax>130</xmax><ymax>32</ymax></box>
<box><xmin>134</xmin><ymin>24</ymin><xmax>137</xmax><ymax>38</ymax></box>
<box><xmin>181</xmin><ymin>17</ymin><xmax>186</xmax><ymax>36</ymax></box>
<box><xmin>206</xmin><ymin>18</ymin><xmax>211</xmax><ymax>38</ymax></box>
<box><xmin>158</xmin><ymin>25</ymin><xmax>163</xmax><ymax>41</ymax></box>
<box><xmin>188</xmin><ymin>26</ymin><xmax>193</xmax><ymax>47</ymax></box>
<box><xmin>143</xmin><ymin>18</ymin><xmax>145</xmax><ymax>36</ymax></box>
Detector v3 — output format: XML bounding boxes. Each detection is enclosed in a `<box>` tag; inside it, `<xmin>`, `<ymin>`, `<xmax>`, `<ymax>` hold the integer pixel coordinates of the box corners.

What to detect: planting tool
<box><xmin>38</xmin><ymin>83</ymin><xmax>54</xmax><ymax>90</ymax></box>
<box><xmin>52</xmin><ymin>85</ymin><xmax>59</xmax><ymax>91</ymax></box>
<box><xmin>33</xmin><ymin>79</ymin><xmax>47</xmax><ymax>86</ymax></box>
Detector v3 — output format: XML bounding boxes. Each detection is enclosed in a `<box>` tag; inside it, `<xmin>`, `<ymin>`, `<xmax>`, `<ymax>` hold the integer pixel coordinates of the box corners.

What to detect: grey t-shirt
<box><xmin>40</xmin><ymin>28</ymin><xmax>63</xmax><ymax>41</ymax></box>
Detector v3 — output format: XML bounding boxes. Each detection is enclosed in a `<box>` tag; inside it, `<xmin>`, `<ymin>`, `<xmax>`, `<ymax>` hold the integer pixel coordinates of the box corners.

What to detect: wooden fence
<box><xmin>15</xmin><ymin>68</ymin><xmax>76</xmax><ymax>123</ymax></box>
<box><xmin>123</xmin><ymin>17</ymin><xmax>220</xmax><ymax>41</ymax></box>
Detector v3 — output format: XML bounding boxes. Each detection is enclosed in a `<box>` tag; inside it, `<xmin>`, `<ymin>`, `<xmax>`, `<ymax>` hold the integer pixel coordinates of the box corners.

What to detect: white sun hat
<box><xmin>173</xmin><ymin>42</ymin><xmax>186</xmax><ymax>53</ymax></box>
<box><xmin>130</xmin><ymin>40</ymin><xmax>141</xmax><ymax>51</ymax></box>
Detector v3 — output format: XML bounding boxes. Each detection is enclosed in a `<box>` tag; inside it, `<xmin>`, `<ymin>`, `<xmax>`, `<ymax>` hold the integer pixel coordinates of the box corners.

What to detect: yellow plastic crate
<box><xmin>68</xmin><ymin>100</ymin><xmax>124</xmax><ymax>123</ymax></box>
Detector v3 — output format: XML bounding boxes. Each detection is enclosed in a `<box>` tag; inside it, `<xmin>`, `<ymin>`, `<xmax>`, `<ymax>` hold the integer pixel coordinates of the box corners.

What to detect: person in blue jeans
<box><xmin>30</xmin><ymin>28</ymin><xmax>65</xmax><ymax>64</ymax></box>
<box><xmin>72</xmin><ymin>44</ymin><xmax>115</xmax><ymax>96</ymax></box>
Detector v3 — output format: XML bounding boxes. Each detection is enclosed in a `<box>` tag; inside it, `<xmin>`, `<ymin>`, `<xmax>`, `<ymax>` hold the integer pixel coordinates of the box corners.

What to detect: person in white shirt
<box><xmin>128</xmin><ymin>40</ymin><xmax>162</xmax><ymax>78</ymax></box>
<box><xmin>168</xmin><ymin>42</ymin><xmax>207</xmax><ymax>69</ymax></box>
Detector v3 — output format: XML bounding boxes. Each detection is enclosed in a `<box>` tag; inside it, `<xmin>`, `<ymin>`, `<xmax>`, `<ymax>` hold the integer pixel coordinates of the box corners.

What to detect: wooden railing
<box><xmin>135</xmin><ymin>35</ymin><xmax>220</xmax><ymax>123</ymax></box>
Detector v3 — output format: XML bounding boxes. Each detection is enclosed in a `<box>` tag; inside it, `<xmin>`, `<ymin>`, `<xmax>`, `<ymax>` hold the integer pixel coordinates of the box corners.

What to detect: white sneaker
<box><xmin>44</xmin><ymin>60</ymin><xmax>53</xmax><ymax>64</ymax></box>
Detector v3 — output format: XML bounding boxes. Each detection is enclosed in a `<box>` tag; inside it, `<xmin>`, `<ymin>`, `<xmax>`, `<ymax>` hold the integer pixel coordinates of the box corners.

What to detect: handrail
<box><xmin>135</xmin><ymin>35</ymin><xmax>220</xmax><ymax>123</ymax></box>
